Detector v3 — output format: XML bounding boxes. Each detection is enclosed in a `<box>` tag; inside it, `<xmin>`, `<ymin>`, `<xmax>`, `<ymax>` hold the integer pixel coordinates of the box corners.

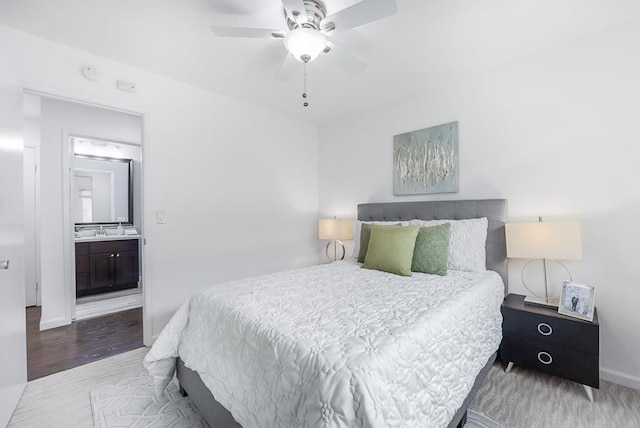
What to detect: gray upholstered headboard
<box><xmin>357</xmin><ymin>199</ymin><xmax>508</xmax><ymax>292</ymax></box>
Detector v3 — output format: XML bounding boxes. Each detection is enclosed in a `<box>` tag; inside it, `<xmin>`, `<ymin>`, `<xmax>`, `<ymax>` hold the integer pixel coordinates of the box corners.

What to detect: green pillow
<box><xmin>357</xmin><ymin>223</ymin><xmax>373</xmax><ymax>263</ymax></box>
<box><xmin>362</xmin><ymin>224</ymin><xmax>420</xmax><ymax>276</ymax></box>
<box><xmin>357</xmin><ymin>222</ymin><xmax>400</xmax><ymax>263</ymax></box>
<box><xmin>411</xmin><ymin>224</ymin><xmax>450</xmax><ymax>276</ymax></box>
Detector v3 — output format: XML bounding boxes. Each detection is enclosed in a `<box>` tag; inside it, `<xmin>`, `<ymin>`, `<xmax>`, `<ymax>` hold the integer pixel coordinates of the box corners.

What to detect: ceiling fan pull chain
<box><xmin>302</xmin><ymin>61</ymin><xmax>309</xmax><ymax>107</ymax></box>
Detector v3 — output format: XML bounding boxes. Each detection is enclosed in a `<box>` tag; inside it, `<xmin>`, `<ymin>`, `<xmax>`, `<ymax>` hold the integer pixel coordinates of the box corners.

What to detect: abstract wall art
<box><xmin>393</xmin><ymin>121</ymin><xmax>459</xmax><ymax>195</ymax></box>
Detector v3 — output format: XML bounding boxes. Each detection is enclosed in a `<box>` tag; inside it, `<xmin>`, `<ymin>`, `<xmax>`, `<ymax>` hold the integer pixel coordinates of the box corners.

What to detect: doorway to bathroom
<box><xmin>23</xmin><ymin>92</ymin><xmax>145</xmax><ymax>380</ymax></box>
<box><xmin>71</xmin><ymin>136</ymin><xmax>143</xmax><ymax>321</ymax></box>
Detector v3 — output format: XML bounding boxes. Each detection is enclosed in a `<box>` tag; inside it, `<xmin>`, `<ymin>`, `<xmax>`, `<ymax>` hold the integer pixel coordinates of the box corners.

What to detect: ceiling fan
<box><xmin>211</xmin><ymin>0</ymin><xmax>397</xmax><ymax>81</ymax></box>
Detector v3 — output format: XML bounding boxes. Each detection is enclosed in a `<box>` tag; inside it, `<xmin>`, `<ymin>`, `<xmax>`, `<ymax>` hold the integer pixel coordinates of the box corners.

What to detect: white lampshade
<box><xmin>506</xmin><ymin>221</ymin><xmax>582</xmax><ymax>260</ymax></box>
<box><xmin>284</xmin><ymin>28</ymin><xmax>327</xmax><ymax>62</ymax></box>
<box><xmin>319</xmin><ymin>218</ymin><xmax>353</xmax><ymax>241</ymax></box>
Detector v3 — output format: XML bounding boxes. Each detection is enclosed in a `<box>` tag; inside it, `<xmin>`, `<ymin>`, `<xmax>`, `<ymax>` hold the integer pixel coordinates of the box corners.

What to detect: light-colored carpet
<box><xmin>467</xmin><ymin>409</ymin><xmax>505</xmax><ymax>428</ymax></box>
<box><xmin>8</xmin><ymin>347</ymin><xmax>148</xmax><ymax>428</ymax></box>
<box><xmin>9</xmin><ymin>347</ymin><xmax>640</xmax><ymax>428</ymax></box>
<box><xmin>88</xmin><ymin>372</ymin><xmax>497</xmax><ymax>428</ymax></box>
<box><xmin>470</xmin><ymin>363</ymin><xmax>640</xmax><ymax>428</ymax></box>
<box><xmin>91</xmin><ymin>373</ymin><xmax>207</xmax><ymax>428</ymax></box>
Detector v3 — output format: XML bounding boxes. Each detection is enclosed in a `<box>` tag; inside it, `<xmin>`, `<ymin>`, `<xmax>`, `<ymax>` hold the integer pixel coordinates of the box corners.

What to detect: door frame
<box><xmin>63</xmin><ymin>132</ymin><xmax>143</xmax><ymax>321</ymax></box>
<box><xmin>25</xmin><ymin>88</ymin><xmax>151</xmax><ymax>346</ymax></box>
<box><xmin>23</xmin><ymin>145</ymin><xmax>41</xmax><ymax>306</ymax></box>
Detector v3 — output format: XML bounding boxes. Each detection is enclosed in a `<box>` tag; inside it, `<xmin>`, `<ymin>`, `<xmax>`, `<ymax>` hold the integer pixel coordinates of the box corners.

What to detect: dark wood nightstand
<box><xmin>500</xmin><ymin>294</ymin><xmax>599</xmax><ymax>401</ymax></box>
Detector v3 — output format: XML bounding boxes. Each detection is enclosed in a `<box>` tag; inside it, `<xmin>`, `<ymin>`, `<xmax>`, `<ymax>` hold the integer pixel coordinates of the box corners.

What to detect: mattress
<box><xmin>144</xmin><ymin>260</ymin><xmax>504</xmax><ymax>428</ymax></box>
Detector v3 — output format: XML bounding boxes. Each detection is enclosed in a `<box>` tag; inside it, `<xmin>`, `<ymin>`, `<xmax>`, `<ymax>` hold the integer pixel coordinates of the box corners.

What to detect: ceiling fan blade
<box><xmin>274</xmin><ymin>53</ymin><xmax>298</xmax><ymax>81</ymax></box>
<box><xmin>211</xmin><ymin>26</ymin><xmax>285</xmax><ymax>39</ymax></box>
<box><xmin>321</xmin><ymin>0</ymin><xmax>397</xmax><ymax>33</ymax></box>
<box><xmin>281</xmin><ymin>0</ymin><xmax>308</xmax><ymax>25</ymax></box>
<box><xmin>325</xmin><ymin>42</ymin><xmax>367</xmax><ymax>75</ymax></box>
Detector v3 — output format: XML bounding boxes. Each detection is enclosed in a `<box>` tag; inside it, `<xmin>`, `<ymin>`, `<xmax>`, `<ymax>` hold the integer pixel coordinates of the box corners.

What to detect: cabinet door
<box><xmin>75</xmin><ymin>254</ymin><xmax>90</xmax><ymax>297</ymax></box>
<box><xmin>89</xmin><ymin>252</ymin><xmax>115</xmax><ymax>291</ymax></box>
<box><xmin>75</xmin><ymin>243</ymin><xmax>90</xmax><ymax>297</ymax></box>
<box><xmin>114</xmin><ymin>250</ymin><xmax>139</xmax><ymax>288</ymax></box>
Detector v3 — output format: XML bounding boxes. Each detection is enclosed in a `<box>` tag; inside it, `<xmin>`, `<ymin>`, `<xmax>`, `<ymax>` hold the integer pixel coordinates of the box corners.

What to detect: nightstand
<box><xmin>500</xmin><ymin>294</ymin><xmax>599</xmax><ymax>401</ymax></box>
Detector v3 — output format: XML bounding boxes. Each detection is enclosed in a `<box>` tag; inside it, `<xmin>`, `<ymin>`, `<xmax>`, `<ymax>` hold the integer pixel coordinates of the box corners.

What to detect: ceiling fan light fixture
<box><xmin>284</xmin><ymin>28</ymin><xmax>327</xmax><ymax>62</ymax></box>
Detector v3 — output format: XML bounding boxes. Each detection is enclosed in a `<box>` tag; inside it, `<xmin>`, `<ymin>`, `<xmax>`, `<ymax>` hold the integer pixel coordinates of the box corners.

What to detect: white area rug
<box><xmin>15</xmin><ymin>347</ymin><xmax>638</xmax><ymax>428</ymax></box>
<box><xmin>90</xmin><ymin>373</ymin><xmax>208</xmax><ymax>428</ymax></box>
<box><xmin>90</xmin><ymin>371</ymin><xmax>503</xmax><ymax>428</ymax></box>
<box><xmin>9</xmin><ymin>347</ymin><xmax>149</xmax><ymax>428</ymax></box>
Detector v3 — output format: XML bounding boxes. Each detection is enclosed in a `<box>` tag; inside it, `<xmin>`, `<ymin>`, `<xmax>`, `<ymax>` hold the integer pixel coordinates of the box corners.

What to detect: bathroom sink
<box><xmin>75</xmin><ymin>235</ymin><xmax>99</xmax><ymax>241</ymax></box>
<box><xmin>74</xmin><ymin>234</ymin><xmax>140</xmax><ymax>242</ymax></box>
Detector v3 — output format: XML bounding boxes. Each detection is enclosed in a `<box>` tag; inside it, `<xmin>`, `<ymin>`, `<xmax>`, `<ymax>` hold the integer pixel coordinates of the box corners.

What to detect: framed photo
<box><xmin>558</xmin><ymin>281</ymin><xmax>596</xmax><ymax>322</ymax></box>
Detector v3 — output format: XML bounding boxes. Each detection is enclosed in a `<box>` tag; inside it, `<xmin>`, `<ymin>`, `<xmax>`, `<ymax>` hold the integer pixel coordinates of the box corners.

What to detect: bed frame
<box><xmin>177</xmin><ymin>199</ymin><xmax>507</xmax><ymax>428</ymax></box>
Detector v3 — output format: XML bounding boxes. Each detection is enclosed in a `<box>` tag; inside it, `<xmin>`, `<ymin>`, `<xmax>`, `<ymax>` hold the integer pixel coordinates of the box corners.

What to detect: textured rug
<box><xmin>470</xmin><ymin>362</ymin><xmax>640</xmax><ymax>428</ymax></box>
<box><xmin>10</xmin><ymin>347</ymin><xmax>640</xmax><ymax>428</ymax></box>
<box><xmin>91</xmin><ymin>373</ymin><xmax>208</xmax><ymax>428</ymax></box>
<box><xmin>467</xmin><ymin>409</ymin><xmax>505</xmax><ymax>428</ymax></box>
<box><xmin>90</xmin><ymin>372</ymin><xmax>500</xmax><ymax>428</ymax></box>
<box><xmin>8</xmin><ymin>347</ymin><xmax>149</xmax><ymax>428</ymax></box>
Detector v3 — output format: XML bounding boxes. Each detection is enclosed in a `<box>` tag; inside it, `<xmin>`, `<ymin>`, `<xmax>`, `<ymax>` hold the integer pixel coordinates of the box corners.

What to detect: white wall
<box><xmin>319</xmin><ymin>22</ymin><xmax>640</xmax><ymax>387</ymax></box>
<box><xmin>0</xmin><ymin>25</ymin><xmax>319</xmax><ymax>339</ymax></box>
<box><xmin>38</xmin><ymin>96</ymin><xmax>142</xmax><ymax>329</ymax></box>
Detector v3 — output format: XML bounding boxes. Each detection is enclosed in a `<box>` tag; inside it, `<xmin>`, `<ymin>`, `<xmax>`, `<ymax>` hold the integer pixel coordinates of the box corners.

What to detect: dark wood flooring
<box><xmin>26</xmin><ymin>306</ymin><xmax>143</xmax><ymax>381</ymax></box>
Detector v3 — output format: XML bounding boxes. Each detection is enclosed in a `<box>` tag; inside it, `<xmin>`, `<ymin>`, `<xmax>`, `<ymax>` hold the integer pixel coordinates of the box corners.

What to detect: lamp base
<box><xmin>524</xmin><ymin>295</ymin><xmax>559</xmax><ymax>308</ymax></box>
<box><xmin>324</xmin><ymin>240</ymin><xmax>346</xmax><ymax>262</ymax></box>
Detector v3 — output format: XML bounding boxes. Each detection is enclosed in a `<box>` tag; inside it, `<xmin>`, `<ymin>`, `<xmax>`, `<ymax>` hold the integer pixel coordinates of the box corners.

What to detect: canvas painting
<box><xmin>393</xmin><ymin>122</ymin><xmax>459</xmax><ymax>195</ymax></box>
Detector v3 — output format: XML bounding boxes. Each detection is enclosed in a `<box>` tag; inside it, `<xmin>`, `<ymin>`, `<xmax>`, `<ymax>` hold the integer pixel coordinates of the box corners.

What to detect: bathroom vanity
<box><xmin>75</xmin><ymin>236</ymin><xmax>140</xmax><ymax>297</ymax></box>
<box><xmin>72</xmin><ymin>150</ymin><xmax>141</xmax><ymax>298</ymax></box>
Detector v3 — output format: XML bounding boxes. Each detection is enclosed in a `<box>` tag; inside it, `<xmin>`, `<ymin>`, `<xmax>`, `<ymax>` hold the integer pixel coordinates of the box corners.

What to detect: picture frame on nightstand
<box><xmin>558</xmin><ymin>281</ymin><xmax>596</xmax><ymax>322</ymax></box>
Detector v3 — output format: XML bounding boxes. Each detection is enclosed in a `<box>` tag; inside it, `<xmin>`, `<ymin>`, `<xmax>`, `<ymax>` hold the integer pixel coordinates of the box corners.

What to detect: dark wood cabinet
<box><xmin>75</xmin><ymin>242</ymin><xmax>90</xmax><ymax>295</ymax></box>
<box><xmin>500</xmin><ymin>294</ymin><xmax>599</xmax><ymax>401</ymax></box>
<box><xmin>76</xmin><ymin>239</ymin><xmax>139</xmax><ymax>297</ymax></box>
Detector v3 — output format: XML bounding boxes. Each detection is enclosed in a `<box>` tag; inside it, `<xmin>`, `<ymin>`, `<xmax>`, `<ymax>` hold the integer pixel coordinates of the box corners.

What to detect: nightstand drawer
<box><xmin>501</xmin><ymin>335</ymin><xmax>599</xmax><ymax>388</ymax></box>
<box><xmin>502</xmin><ymin>306</ymin><xmax>598</xmax><ymax>354</ymax></box>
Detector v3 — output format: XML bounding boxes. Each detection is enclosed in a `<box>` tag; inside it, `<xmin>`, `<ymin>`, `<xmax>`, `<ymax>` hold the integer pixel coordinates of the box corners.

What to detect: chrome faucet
<box><xmin>99</xmin><ymin>225</ymin><xmax>104</xmax><ymax>236</ymax></box>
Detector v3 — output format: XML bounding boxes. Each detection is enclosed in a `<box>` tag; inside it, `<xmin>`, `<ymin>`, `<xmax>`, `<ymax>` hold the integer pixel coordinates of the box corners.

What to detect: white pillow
<box><xmin>409</xmin><ymin>217</ymin><xmax>488</xmax><ymax>272</ymax></box>
<box><xmin>351</xmin><ymin>220</ymin><xmax>412</xmax><ymax>259</ymax></box>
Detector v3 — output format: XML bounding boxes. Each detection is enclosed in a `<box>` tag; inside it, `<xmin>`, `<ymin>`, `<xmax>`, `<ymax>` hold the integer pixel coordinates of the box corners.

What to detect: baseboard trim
<box><xmin>143</xmin><ymin>334</ymin><xmax>158</xmax><ymax>347</ymax></box>
<box><xmin>0</xmin><ymin>382</ymin><xmax>26</xmax><ymax>427</ymax></box>
<box><xmin>40</xmin><ymin>316</ymin><xmax>69</xmax><ymax>331</ymax></box>
<box><xmin>601</xmin><ymin>367</ymin><xmax>640</xmax><ymax>391</ymax></box>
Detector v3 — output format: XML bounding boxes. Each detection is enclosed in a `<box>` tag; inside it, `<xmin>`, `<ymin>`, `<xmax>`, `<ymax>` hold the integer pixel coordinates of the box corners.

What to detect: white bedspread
<box><xmin>144</xmin><ymin>260</ymin><xmax>503</xmax><ymax>428</ymax></box>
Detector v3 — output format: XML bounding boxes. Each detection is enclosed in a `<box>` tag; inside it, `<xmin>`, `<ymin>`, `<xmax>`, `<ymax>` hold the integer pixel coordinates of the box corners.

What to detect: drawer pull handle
<box><xmin>538</xmin><ymin>351</ymin><xmax>553</xmax><ymax>365</ymax></box>
<box><xmin>537</xmin><ymin>323</ymin><xmax>553</xmax><ymax>336</ymax></box>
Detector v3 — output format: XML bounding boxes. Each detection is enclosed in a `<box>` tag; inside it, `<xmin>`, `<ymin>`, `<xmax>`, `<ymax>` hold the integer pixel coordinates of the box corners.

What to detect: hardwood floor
<box><xmin>26</xmin><ymin>306</ymin><xmax>143</xmax><ymax>381</ymax></box>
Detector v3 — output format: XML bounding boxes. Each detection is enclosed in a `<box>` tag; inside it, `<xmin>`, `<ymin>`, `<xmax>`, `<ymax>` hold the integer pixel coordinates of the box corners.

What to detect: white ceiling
<box><xmin>1</xmin><ymin>0</ymin><xmax>639</xmax><ymax>124</ymax></box>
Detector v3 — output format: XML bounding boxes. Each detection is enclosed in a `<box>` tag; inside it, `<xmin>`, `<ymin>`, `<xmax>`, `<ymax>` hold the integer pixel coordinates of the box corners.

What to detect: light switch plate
<box><xmin>157</xmin><ymin>210</ymin><xmax>166</xmax><ymax>224</ymax></box>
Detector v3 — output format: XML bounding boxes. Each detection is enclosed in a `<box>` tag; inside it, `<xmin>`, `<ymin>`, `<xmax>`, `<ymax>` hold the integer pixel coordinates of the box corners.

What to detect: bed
<box><xmin>145</xmin><ymin>199</ymin><xmax>507</xmax><ymax>428</ymax></box>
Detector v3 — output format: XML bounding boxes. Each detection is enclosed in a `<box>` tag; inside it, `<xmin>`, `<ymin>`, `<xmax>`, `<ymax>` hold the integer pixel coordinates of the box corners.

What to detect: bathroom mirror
<box><xmin>73</xmin><ymin>154</ymin><xmax>133</xmax><ymax>225</ymax></box>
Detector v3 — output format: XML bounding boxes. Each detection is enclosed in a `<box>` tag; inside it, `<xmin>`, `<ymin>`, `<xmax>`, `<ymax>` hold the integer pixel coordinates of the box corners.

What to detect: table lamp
<box><xmin>506</xmin><ymin>218</ymin><xmax>582</xmax><ymax>307</ymax></box>
<box><xmin>319</xmin><ymin>218</ymin><xmax>353</xmax><ymax>261</ymax></box>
